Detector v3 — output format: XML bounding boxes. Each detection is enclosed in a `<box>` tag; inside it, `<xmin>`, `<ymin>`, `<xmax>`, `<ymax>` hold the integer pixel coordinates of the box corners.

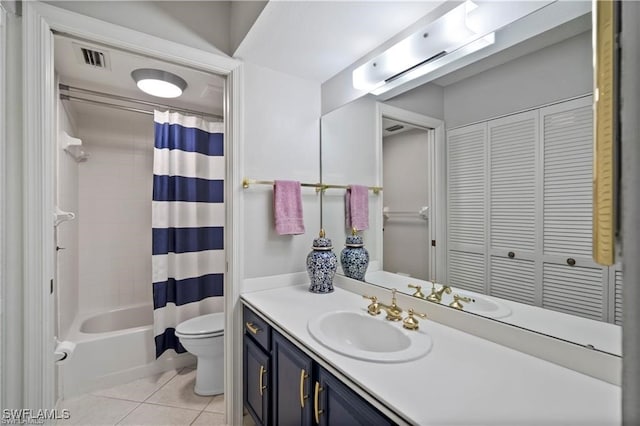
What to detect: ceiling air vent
<box><xmin>72</xmin><ymin>43</ymin><xmax>110</xmax><ymax>70</ymax></box>
<box><xmin>385</xmin><ymin>124</ymin><xmax>404</xmax><ymax>132</ymax></box>
<box><xmin>81</xmin><ymin>48</ymin><xmax>105</xmax><ymax>67</ymax></box>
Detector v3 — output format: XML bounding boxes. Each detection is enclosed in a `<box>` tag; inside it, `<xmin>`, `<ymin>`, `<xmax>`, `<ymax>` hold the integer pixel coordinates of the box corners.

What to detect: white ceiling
<box><xmin>235</xmin><ymin>1</ymin><xmax>446</xmax><ymax>83</ymax></box>
<box><xmin>54</xmin><ymin>35</ymin><xmax>225</xmax><ymax>120</ymax></box>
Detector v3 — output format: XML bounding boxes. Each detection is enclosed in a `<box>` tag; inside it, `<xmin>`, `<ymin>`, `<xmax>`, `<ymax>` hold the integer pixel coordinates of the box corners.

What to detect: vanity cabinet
<box><xmin>272</xmin><ymin>331</ymin><xmax>313</xmax><ymax>425</ymax></box>
<box><xmin>272</xmin><ymin>330</ymin><xmax>393</xmax><ymax>426</ymax></box>
<box><xmin>243</xmin><ymin>306</ymin><xmax>272</xmax><ymax>426</ymax></box>
<box><xmin>244</xmin><ymin>305</ymin><xmax>395</xmax><ymax>426</ymax></box>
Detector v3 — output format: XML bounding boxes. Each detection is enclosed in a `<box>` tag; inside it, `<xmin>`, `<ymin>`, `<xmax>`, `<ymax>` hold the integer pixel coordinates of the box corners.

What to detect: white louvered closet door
<box><xmin>540</xmin><ymin>96</ymin><xmax>608</xmax><ymax>320</ymax></box>
<box><xmin>487</xmin><ymin>111</ymin><xmax>538</xmax><ymax>305</ymax></box>
<box><xmin>447</xmin><ymin>123</ymin><xmax>486</xmax><ymax>294</ymax></box>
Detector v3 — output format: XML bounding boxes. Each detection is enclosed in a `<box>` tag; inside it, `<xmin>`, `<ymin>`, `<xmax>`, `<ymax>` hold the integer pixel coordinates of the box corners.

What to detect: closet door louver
<box><xmin>490</xmin><ymin>256</ymin><xmax>535</xmax><ymax>304</ymax></box>
<box><xmin>447</xmin><ymin>123</ymin><xmax>487</xmax><ymax>293</ymax></box>
<box><xmin>447</xmin><ymin>123</ymin><xmax>486</xmax><ymax>248</ymax></box>
<box><xmin>542</xmin><ymin>102</ymin><xmax>593</xmax><ymax>257</ymax></box>
<box><xmin>448</xmin><ymin>251</ymin><xmax>485</xmax><ymax>293</ymax></box>
<box><xmin>488</xmin><ymin>112</ymin><xmax>538</xmax><ymax>252</ymax></box>
<box><xmin>486</xmin><ymin>111</ymin><xmax>538</xmax><ymax>302</ymax></box>
<box><xmin>542</xmin><ymin>263</ymin><xmax>604</xmax><ymax>321</ymax></box>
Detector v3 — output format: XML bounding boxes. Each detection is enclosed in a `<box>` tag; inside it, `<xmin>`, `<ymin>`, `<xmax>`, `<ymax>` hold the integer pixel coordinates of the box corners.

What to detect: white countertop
<box><xmin>365</xmin><ymin>270</ymin><xmax>622</xmax><ymax>356</ymax></box>
<box><xmin>242</xmin><ymin>284</ymin><xmax>620</xmax><ymax>426</ymax></box>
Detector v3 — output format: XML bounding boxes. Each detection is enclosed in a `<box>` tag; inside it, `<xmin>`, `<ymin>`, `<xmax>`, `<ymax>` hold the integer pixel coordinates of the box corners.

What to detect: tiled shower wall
<box><xmin>57</xmin><ymin>100</ymin><xmax>80</xmax><ymax>339</ymax></box>
<box><xmin>76</xmin><ymin>108</ymin><xmax>154</xmax><ymax>313</ymax></box>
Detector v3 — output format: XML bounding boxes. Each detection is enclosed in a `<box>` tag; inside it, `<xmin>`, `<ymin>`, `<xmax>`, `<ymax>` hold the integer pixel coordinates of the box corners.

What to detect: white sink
<box><xmin>443</xmin><ymin>291</ymin><xmax>512</xmax><ymax>319</ymax></box>
<box><xmin>307</xmin><ymin>311</ymin><xmax>432</xmax><ymax>363</ymax></box>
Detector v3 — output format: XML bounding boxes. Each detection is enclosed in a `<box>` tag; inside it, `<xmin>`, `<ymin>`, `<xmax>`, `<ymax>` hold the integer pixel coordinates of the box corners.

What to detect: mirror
<box><xmin>320</xmin><ymin>1</ymin><xmax>622</xmax><ymax>356</ymax></box>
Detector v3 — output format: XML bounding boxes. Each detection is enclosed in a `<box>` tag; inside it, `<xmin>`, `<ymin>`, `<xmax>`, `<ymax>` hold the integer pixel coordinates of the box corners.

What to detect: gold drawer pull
<box><xmin>299</xmin><ymin>369</ymin><xmax>309</xmax><ymax>408</ymax></box>
<box><xmin>259</xmin><ymin>365</ymin><xmax>267</xmax><ymax>396</ymax></box>
<box><xmin>314</xmin><ymin>381</ymin><xmax>323</xmax><ymax>424</ymax></box>
<box><xmin>245</xmin><ymin>321</ymin><xmax>261</xmax><ymax>335</ymax></box>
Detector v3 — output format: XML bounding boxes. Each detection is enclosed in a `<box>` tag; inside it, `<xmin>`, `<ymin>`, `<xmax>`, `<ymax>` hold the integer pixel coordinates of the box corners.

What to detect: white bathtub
<box><xmin>61</xmin><ymin>304</ymin><xmax>195</xmax><ymax>397</ymax></box>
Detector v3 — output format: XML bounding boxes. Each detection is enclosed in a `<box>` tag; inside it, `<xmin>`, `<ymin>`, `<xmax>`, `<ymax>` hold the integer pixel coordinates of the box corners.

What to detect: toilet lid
<box><xmin>176</xmin><ymin>312</ymin><xmax>225</xmax><ymax>336</ymax></box>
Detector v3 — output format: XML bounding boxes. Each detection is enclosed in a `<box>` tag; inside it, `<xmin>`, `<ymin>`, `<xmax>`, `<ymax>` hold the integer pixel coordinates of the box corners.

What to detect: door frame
<box><xmin>375</xmin><ymin>103</ymin><xmax>446</xmax><ymax>283</ymax></box>
<box><xmin>20</xmin><ymin>2</ymin><xmax>244</xmax><ymax>423</ymax></box>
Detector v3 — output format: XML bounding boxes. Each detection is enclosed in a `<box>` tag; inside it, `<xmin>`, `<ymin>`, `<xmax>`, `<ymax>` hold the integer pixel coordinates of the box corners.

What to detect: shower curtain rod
<box><xmin>59</xmin><ymin>84</ymin><xmax>223</xmax><ymax>121</ymax></box>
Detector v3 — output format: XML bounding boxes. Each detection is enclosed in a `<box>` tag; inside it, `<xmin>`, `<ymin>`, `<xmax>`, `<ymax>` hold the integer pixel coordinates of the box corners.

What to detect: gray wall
<box><xmin>385</xmin><ymin>83</ymin><xmax>444</xmax><ymax>121</ymax></box>
<box><xmin>621</xmin><ymin>1</ymin><xmax>640</xmax><ymax>422</ymax></box>
<box><xmin>443</xmin><ymin>31</ymin><xmax>592</xmax><ymax>128</ymax></box>
<box><xmin>44</xmin><ymin>1</ymin><xmax>267</xmax><ymax>57</ymax></box>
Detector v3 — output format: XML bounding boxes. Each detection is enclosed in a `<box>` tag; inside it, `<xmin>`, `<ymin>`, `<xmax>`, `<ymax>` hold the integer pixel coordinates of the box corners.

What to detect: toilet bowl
<box><xmin>175</xmin><ymin>312</ymin><xmax>224</xmax><ymax>396</ymax></box>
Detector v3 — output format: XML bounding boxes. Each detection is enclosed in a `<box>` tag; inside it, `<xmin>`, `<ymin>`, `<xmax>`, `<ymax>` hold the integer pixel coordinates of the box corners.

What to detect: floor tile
<box><xmin>117</xmin><ymin>403</ymin><xmax>199</xmax><ymax>426</ymax></box>
<box><xmin>243</xmin><ymin>413</ymin><xmax>256</xmax><ymax>426</ymax></box>
<box><xmin>203</xmin><ymin>394</ymin><xmax>224</xmax><ymax>413</ymax></box>
<box><xmin>56</xmin><ymin>394</ymin><xmax>139</xmax><ymax>425</ymax></box>
<box><xmin>191</xmin><ymin>411</ymin><xmax>225</xmax><ymax>426</ymax></box>
<box><xmin>92</xmin><ymin>370</ymin><xmax>179</xmax><ymax>402</ymax></box>
<box><xmin>145</xmin><ymin>368</ymin><xmax>212</xmax><ymax>411</ymax></box>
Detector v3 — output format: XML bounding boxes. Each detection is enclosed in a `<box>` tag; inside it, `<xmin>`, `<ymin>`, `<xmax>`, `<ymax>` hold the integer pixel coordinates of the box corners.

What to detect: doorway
<box><xmin>20</xmin><ymin>3</ymin><xmax>241</xmax><ymax>422</ymax></box>
<box><xmin>382</xmin><ymin>119</ymin><xmax>431</xmax><ymax>280</ymax></box>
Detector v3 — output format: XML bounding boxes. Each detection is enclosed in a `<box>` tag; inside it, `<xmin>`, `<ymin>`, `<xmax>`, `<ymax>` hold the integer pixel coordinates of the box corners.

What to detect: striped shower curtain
<box><xmin>152</xmin><ymin>110</ymin><xmax>225</xmax><ymax>358</ymax></box>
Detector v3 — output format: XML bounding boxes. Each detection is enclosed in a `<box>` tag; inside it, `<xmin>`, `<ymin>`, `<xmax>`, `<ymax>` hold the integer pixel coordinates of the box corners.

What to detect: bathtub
<box><xmin>61</xmin><ymin>304</ymin><xmax>196</xmax><ymax>397</ymax></box>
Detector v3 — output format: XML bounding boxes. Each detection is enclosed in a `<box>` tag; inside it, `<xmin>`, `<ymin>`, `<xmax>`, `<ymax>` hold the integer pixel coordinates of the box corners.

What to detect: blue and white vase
<box><xmin>306</xmin><ymin>229</ymin><xmax>337</xmax><ymax>294</ymax></box>
<box><xmin>340</xmin><ymin>228</ymin><xmax>369</xmax><ymax>281</ymax></box>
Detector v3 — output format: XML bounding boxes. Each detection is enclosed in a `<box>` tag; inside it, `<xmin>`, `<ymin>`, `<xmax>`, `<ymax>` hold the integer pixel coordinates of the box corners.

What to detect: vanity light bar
<box><xmin>242</xmin><ymin>178</ymin><xmax>382</xmax><ymax>195</ymax></box>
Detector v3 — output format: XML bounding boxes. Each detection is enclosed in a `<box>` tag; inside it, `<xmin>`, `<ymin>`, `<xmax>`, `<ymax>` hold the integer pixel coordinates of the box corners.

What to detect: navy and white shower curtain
<box><xmin>152</xmin><ymin>110</ymin><xmax>225</xmax><ymax>358</ymax></box>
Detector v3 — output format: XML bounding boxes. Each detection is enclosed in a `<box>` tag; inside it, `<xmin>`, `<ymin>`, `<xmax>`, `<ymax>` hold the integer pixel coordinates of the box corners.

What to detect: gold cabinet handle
<box><xmin>259</xmin><ymin>365</ymin><xmax>267</xmax><ymax>396</ymax></box>
<box><xmin>314</xmin><ymin>381</ymin><xmax>323</xmax><ymax>424</ymax></box>
<box><xmin>246</xmin><ymin>321</ymin><xmax>261</xmax><ymax>335</ymax></box>
<box><xmin>299</xmin><ymin>369</ymin><xmax>309</xmax><ymax>408</ymax></box>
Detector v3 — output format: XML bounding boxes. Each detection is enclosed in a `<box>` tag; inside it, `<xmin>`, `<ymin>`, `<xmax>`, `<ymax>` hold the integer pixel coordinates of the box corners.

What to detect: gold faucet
<box><xmin>426</xmin><ymin>282</ymin><xmax>452</xmax><ymax>303</ymax></box>
<box><xmin>362</xmin><ymin>295</ymin><xmax>381</xmax><ymax>316</ymax></box>
<box><xmin>402</xmin><ymin>309</ymin><xmax>427</xmax><ymax>331</ymax></box>
<box><xmin>407</xmin><ymin>284</ymin><xmax>426</xmax><ymax>299</ymax></box>
<box><xmin>379</xmin><ymin>288</ymin><xmax>403</xmax><ymax>321</ymax></box>
<box><xmin>449</xmin><ymin>294</ymin><xmax>474</xmax><ymax>310</ymax></box>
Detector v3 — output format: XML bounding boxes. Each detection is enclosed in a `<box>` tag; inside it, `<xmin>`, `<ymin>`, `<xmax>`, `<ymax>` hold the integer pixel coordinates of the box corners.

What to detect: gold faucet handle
<box><xmin>407</xmin><ymin>284</ymin><xmax>426</xmax><ymax>299</ymax></box>
<box><xmin>362</xmin><ymin>295</ymin><xmax>381</xmax><ymax>316</ymax></box>
<box><xmin>426</xmin><ymin>282</ymin><xmax>440</xmax><ymax>302</ymax></box>
<box><xmin>402</xmin><ymin>309</ymin><xmax>427</xmax><ymax>331</ymax></box>
<box><xmin>449</xmin><ymin>294</ymin><xmax>473</xmax><ymax>310</ymax></box>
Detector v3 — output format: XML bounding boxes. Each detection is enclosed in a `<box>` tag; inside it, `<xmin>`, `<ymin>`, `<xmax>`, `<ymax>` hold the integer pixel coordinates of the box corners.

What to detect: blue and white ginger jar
<box><xmin>306</xmin><ymin>229</ymin><xmax>337</xmax><ymax>294</ymax></box>
<box><xmin>340</xmin><ymin>229</ymin><xmax>369</xmax><ymax>281</ymax></box>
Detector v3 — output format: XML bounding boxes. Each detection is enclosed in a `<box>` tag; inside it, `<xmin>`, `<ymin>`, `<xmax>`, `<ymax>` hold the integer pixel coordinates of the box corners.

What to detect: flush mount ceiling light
<box><xmin>131</xmin><ymin>68</ymin><xmax>187</xmax><ymax>98</ymax></box>
<box><xmin>353</xmin><ymin>0</ymin><xmax>552</xmax><ymax>95</ymax></box>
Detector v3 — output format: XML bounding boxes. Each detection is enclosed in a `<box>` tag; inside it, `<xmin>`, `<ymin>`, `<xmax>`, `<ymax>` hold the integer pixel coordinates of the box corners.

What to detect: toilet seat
<box><xmin>175</xmin><ymin>312</ymin><xmax>224</xmax><ymax>339</ymax></box>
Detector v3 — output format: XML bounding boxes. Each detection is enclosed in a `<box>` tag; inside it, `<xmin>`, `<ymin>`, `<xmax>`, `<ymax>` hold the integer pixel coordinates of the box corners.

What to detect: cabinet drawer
<box><xmin>244</xmin><ymin>305</ymin><xmax>271</xmax><ymax>352</ymax></box>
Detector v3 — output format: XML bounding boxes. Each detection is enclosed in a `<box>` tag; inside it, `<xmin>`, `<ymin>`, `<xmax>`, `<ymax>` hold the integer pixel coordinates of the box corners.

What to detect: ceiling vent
<box><xmin>385</xmin><ymin>124</ymin><xmax>405</xmax><ymax>132</ymax></box>
<box><xmin>73</xmin><ymin>43</ymin><xmax>110</xmax><ymax>70</ymax></box>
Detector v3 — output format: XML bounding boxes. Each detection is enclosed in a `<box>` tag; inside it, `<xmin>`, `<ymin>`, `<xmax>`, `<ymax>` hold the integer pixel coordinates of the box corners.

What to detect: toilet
<box><xmin>175</xmin><ymin>312</ymin><xmax>225</xmax><ymax>396</ymax></box>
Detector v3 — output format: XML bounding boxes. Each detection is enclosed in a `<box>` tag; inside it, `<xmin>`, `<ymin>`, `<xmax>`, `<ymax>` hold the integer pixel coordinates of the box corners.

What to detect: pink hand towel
<box><xmin>274</xmin><ymin>180</ymin><xmax>305</xmax><ymax>235</ymax></box>
<box><xmin>345</xmin><ymin>185</ymin><xmax>369</xmax><ymax>231</ymax></box>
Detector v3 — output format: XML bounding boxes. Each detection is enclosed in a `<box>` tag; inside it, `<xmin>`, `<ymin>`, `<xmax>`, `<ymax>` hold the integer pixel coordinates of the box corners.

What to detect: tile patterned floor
<box><xmin>56</xmin><ymin>368</ymin><xmax>228</xmax><ymax>426</ymax></box>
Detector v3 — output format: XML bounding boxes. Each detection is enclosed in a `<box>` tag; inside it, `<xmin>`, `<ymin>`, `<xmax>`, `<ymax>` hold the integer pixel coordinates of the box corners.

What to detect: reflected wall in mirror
<box><xmin>320</xmin><ymin>1</ymin><xmax>622</xmax><ymax>356</ymax></box>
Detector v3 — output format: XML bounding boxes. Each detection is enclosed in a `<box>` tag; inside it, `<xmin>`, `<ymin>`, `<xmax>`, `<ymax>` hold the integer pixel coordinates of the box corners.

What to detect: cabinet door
<box><xmin>541</xmin><ymin>97</ymin><xmax>594</xmax><ymax>259</ymax></box>
<box><xmin>487</xmin><ymin>110</ymin><xmax>539</xmax><ymax>303</ymax></box>
<box><xmin>315</xmin><ymin>367</ymin><xmax>394</xmax><ymax>426</ymax></box>
<box><xmin>272</xmin><ymin>331</ymin><xmax>313</xmax><ymax>426</ymax></box>
<box><xmin>540</xmin><ymin>97</ymin><xmax>609</xmax><ymax>319</ymax></box>
<box><xmin>244</xmin><ymin>335</ymin><xmax>270</xmax><ymax>426</ymax></box>
<box><xmin>447</xmin><ymin>122</ymin><xmax>487</xmax><ymax>293</ymax></box>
